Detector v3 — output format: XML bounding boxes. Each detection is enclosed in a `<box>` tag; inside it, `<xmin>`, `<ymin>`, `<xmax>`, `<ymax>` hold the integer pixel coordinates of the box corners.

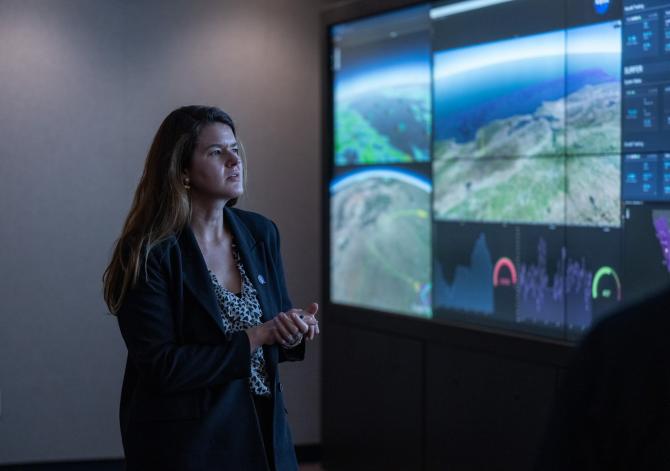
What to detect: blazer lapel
<box><xmin>178</xmin><ymin>210</ymin><xmax>278</xmax><ymax>331</ymax></box>
<box><xmin>178</xmin><ymin>226</ymin><xmax>227</xmax><ymax>335</ymax></box>
<box><xmin>224</xmin><ymin>209</ymin><xmax>281</xmax><ymax>379</ymax></box>
<box><xmin>224</xmin><ymin>208</ymin><xmax>277</xmax><ymax>322</ymax></box>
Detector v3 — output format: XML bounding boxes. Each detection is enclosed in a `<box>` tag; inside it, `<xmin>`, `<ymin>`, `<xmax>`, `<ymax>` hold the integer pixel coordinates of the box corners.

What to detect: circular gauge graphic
<box><xmin>591</xmin><ymin>266</ymin><xmax>622</xmax><ymax>301</ymax></box>
<box><xmin>493</xmin><ymin>257</ymin><xmax>518</xmax><ymax>287</ymax></box>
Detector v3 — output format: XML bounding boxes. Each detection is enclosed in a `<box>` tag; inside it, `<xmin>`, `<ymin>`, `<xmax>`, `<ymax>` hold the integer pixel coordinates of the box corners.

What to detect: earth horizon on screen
<box><xmin>433</xmin><ymin>21</ymin><xmax>621</xmax><ymax>227</ymax></box>
<box><xmin>330</xmin><ymin>168</ymin><xmax>432</xmax><ymax>317</ymax></box>
<box><xmin>333</xmin><ymin>6</ymin><xmax>431</xmax><ymax>166</ymax></box>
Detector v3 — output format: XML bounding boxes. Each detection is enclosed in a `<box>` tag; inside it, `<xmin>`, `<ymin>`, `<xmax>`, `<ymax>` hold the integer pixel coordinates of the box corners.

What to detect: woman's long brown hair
<box><xmin>103</xmin><ymin>106</ymin><xmax>238</xmax><ymax>314</ymax></box>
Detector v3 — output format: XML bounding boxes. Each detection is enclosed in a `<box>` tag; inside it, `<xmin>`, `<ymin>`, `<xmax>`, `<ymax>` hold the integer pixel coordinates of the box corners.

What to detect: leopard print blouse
<box><xmin>209</xmin><ymin>245</ymin><xmax>271</xmax><ymax>397</ymax></box>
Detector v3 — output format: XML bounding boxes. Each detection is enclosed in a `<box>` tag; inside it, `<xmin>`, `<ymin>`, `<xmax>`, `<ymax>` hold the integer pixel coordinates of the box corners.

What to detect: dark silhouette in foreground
<box><xmin>536</xmin><ymin>288</ymin><xmax>670</xmax><ymax>470</ymax></box>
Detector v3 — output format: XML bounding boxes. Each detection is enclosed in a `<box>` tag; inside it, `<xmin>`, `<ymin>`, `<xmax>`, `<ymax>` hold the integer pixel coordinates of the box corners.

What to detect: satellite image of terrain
<box><xmin>566</xmin><ymin>154</ymin><xmax>620</xmax><ymax>226</ymax></box>
<box><xmin>330</xmin><ymin>169</ymin><xmax>432</xmax><ymax>316</ymax></box>
<box><xmin>433</xmin><ymin>82</ymin><xmax>621</xmax><ymax>226</ymax></box>
<box><xmin>433</xmin><ymin>152</ymin><xmax>566</xmax><ymax>225</ymax></box>
<box><xmin>566</xmin><ymin>82</ymin><xmax>620</xmax><ymax>154</ymax></box>
<box><xmin>335</xmin><ymin>84</ymin><xmax>430</xmax><ymax>165</ymax></box>
<box><xmin>433</xmin><ymin>96</ymin><xmax>566</xmax><ymax>160</ymax></box>
<box><xmin>432</xmin><ymin>20</ymin><xmax>621</xmax><ymax>226</ymax></box>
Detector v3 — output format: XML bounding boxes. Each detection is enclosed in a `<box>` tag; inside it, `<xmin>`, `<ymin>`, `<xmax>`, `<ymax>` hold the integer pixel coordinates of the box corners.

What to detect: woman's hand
<box><xmin>300</xmin><ymin>302</ymin><xmax>320</xmax><ymax>341</ymax></box>
<box><xmin>245</xmin><ymin>303</ymin><xmax>319</xmax><ymax>351</ymax></box>
<box><xmin>244</xmin><ymin>320</ymin><xmax>282</xmax><ymax>352</ymax></box>
<box><xmin>275</xmin><ymin>303</ymin><xmax>320</xmax><ymax>347</ymax></box>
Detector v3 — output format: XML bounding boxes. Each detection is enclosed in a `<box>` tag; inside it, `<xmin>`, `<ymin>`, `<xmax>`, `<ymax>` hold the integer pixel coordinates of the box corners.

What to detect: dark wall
<box><xmin>322</xmin><ymin>309</ymin><xmax>571</xmax><ymax>471</ymax></box>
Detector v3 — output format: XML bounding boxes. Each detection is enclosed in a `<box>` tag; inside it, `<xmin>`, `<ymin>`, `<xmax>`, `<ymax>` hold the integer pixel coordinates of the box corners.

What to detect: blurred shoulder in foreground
<box><xmin>536</xmin><ymin>287</ymin><xmax>670</xmax><ymax>471</ymax></box>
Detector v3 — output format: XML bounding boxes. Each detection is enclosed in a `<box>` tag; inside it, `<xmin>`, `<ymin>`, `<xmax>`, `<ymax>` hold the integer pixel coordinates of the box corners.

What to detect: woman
<box><xmin>103</xmin><ymin>105</ymin><xmax>319</xmax><ymax>471</ymax></box>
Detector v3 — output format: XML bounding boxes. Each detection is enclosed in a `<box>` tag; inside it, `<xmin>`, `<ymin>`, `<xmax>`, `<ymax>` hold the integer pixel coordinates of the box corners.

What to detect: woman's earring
<box><xmin>183</xmin><ymin>177</ymin><xmax>191</xmax><ymax>190</ymax></box>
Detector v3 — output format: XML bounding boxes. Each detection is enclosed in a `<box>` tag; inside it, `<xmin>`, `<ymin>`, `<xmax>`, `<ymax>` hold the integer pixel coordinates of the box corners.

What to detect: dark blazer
<box><xmin>117</xmin><ymin>207</ymin><xmax>304</xmax><ymax>471</ymax></box>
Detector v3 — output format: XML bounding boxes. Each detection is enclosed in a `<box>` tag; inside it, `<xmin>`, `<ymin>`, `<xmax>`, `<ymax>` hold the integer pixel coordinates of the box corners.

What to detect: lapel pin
<box><xmin>258</xmin><ymin>274</ymin><xmax>266</xmax><ymax>285</ymax></box>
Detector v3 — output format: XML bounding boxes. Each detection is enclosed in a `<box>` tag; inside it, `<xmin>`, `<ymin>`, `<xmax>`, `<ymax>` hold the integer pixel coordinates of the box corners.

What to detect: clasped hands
<box><xmin>245</xmin><ymin>302</ymin><xmax>319</xmax><ymax>351</ymax></box>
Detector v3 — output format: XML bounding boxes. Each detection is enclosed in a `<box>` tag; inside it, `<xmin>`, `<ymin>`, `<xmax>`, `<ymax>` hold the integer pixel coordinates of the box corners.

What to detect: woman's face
<box><xmin>186</xmin><ymin>122</ymin><xmax>243</xmax><ymax>202</ymax></box>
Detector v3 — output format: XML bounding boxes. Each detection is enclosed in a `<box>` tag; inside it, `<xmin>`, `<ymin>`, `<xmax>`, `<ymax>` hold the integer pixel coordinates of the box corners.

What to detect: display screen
<box><xmin>329</xmin><ymin>0</ymin><xmax>670</xmax><ymax>340</ymax></box>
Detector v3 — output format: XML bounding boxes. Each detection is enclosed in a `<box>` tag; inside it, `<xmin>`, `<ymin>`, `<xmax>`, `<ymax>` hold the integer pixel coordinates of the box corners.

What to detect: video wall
<box><xmin>329</xmin><ymin>0</ymin><xmax>670</xmax><ymax>339</ymax></box>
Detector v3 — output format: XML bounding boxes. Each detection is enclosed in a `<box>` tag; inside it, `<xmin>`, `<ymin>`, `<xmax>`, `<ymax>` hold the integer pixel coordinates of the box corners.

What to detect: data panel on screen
<box><xmin>328</xmin><ymin>0</ymin><xmax>670</xmax><ymax>340</ymax></box>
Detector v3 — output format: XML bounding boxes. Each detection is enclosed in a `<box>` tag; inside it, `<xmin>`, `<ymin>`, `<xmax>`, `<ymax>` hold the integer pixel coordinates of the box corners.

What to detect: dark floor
<box><xmin>0</xmin><ymin>452</ymin><xmax>324</xmax><ymax>471</ymax></box>
<box><xmin>0</xmin><ymin>462</ymin><xmax>325</xmax><ymax>471</ymax></box>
